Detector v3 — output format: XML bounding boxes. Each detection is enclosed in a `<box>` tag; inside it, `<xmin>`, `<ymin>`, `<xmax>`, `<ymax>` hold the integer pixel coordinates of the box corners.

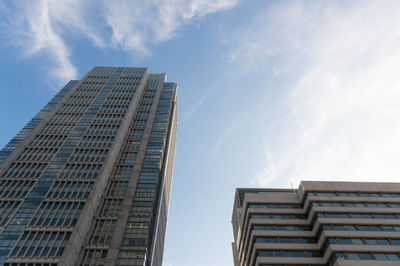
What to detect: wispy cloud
<box><xmin>183</xmin><ymin>89</ymin><xmax>212</xmax><ymax>120</ymax></box>
<box><xmin>0</xmin><ymin>0</ymin><xmax>238</xmax><ymax>85</ymax></box>
<box><xmin>1</xmin><ymin>0</ymin><xmax>78</xmax><ymax>84</ymax></box>
<box><xmin>225</xmin><ymin>1</ymin><xmax>400</xmax><ymax>187</ymax></box>
<box><xmin>208</xmin><ymin>109</ymin><xmax>248</xmax><ymax>162</ymax></box>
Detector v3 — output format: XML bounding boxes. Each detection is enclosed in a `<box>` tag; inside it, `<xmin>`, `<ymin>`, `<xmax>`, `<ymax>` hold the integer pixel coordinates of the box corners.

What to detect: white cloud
<box><xmin>226</xmin><ymin>1</ymin><xmax>400</xmax><ymax>187</ymax></box>
<box><xmin>103</xmin><ymin>0</ymin><xmax>238</xmax><ymax>53</ymax></box>
<box><xmin>29</xmin><ymin>1</ymin><xmax>78</xmax><ymax>83</ymax></box>
<box><xmin>1</xmin><ymin>0</ymin><xmax>238</xmax><ymax>84</ymax></box>
<box><xmin>3</xmin><ymin>0</ymin><xmax>78</xmax><ymax>83</ymax></box>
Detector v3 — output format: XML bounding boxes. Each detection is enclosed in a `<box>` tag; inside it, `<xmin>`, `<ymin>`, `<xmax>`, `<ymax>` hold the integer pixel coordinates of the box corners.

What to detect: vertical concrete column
<box><xmin>104</xmin><ymin>74</ymin><xmax>165</xmax><ymax>266</ymax></box>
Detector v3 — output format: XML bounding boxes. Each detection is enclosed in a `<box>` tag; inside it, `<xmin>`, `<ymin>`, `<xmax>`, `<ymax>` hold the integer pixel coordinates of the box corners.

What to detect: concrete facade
<box><xmin>232</xmin><ymin>181</ymin><xmax>400</xmax><ymax>266</ymax></box>
<box><xmin>0</xmin><ymin>67</ymin><xmax>177</xmax><ymax>266</ymax></box>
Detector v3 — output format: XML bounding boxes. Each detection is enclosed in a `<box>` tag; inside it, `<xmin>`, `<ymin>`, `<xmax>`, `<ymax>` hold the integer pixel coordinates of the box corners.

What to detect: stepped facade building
<box><xmin>232</xmin><ymin>181</ymin><xmax>400</xmax><ymax>266</ymax></box>
<box><xmin>0</xmin><ymin>66</ymin><xmax>177</xmax><ymax>266</ymax></box>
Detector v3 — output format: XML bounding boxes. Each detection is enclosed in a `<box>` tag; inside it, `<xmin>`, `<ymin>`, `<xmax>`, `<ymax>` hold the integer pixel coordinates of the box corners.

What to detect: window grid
<box><xmin>47</xmin><ymin>181</ymin><xmax>94</xmax><ymax>200</ymax></box>
<box><xmin>68</xmin><ymin>148</ymin><xmax>109</xmax><ymax>163</ymax></box>
<box><xmin>58</xmin><ymin>163</ymin><xmax>101</xmax><ymax>180</ymax></box>
<box><xmin>66</xmin><ymin>95</ymin><xmax>96</xmax><ymax>105</ymax></box>
<box><xmin>51</xmin><ymin>113</ymin><xmax>84</xmax><ymax>124</ymax></box>
<box><xmin>28</xmin><ymin>135</ymin><xmax>68</xmax><ymax>148</ymax></box>
<box><xmin>10</xmin><ymin>231</ymin><xmax>71</xmax><ymax>259</ymax></box>
<box><xmin>0</xmin><ymin>180</ymin><xmax>36</xmax><ymax>199</ymax></box>
<box><xmin>16</xmin><ymin>148</ymin><xmax>59</xmax><ymax>162</ymax></box>
<box><xmin>1</xmin><ymin>163</ymin><xmax>48</xmax><ymax>179</ymax></box>
<box><xmin>0</xmin><ymin>201</ymin><xmax>22</xmax><ymax>226</ymax></box>
<box><xmin>29</xmin><ymin>201</ymin><xmax>84</xmax><ymax>228</ymax></box>
<box><xmin>40</xmin><ymin>123</ymin><xmax>77</xmax><ymax>135</ymax></box>
<box><xmin>87</xmin><ymin>219</ymin><xmax>116</xmax><ymax>246</ymax></box>
<box><xmin>81</xmin><ymin>248</ymin><xmax>107</xmax><ymax>266</ymax></box>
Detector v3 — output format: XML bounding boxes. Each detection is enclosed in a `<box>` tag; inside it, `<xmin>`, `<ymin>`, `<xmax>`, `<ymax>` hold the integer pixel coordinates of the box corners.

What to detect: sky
<box><xmin>1</xmin><ymin>0</ymin><xmax>400</xmax><ymax>265</ymax></box>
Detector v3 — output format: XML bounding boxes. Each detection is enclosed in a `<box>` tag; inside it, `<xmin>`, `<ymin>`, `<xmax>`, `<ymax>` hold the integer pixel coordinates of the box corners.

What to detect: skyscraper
<box><xmin>0</xmin><ymin>66</ymin><xmax>177</xmax><ymax>266</ymax></box>
<box><xmin>232</xmin><ymin>181</ymin><xmax>400</xmax><ymax>266</ymax></box>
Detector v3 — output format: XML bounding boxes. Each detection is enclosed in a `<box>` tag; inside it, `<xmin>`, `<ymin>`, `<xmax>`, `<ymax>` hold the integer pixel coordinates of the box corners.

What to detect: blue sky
<box><xmin>2</xmin><ymin>0</ymin><xmax>400</xmax><ymax>265</ymax></box>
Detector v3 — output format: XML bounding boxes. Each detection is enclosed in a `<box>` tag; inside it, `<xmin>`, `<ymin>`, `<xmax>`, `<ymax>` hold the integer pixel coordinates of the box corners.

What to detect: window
<box><xmin>284</xmin><ymin>251</ymin><xmax>304</xmax><ymax>257</ymax></box>
<box><xmin>253</xmin><ymin>225</ymin><xmax>274</xmax><ymax>231</ymax></box>
<box><xmin>392</xmin><ymin>239</ymin><xmax>400</xmax><ymax>245</ymax></box>
<box><xmin>89</xmin><ymin>219</ymin><xmax>116</xmax><ymax>246</ymax></box>
<box><xmin>350</xmin><ymin>213</ymin><xmax>372</xmax><ymax>218</ymax></box>
<box><xmin>258</xmin><ymin>251</ymin><xmax>281</xmax><ymax>257</ymax></box>
<box><xmin>340</xmin><ymin>238</ymin><xmax>363</xmax><ymax>245</ymax></box>
<box><xmin>253</xmin><ymin>225</ymin><xmax>308</xmax><ymax>231</ymax></box>
<box><xmin>382</xmin><ymin>226</ymin><xmax>396</xmax><ymax>231</ymax></box>
<box><xmin>357</xmin><ymin>225</ymin><xmax>380</xmax><ymax>231</ymax></box>
<box><xmin>326</xmin><ymin>213</ymin><xmax>348</xmax><ymax>218</ymax></box>
<box><xmin>0</xmin><ymin>180</ymin><xmax>36</xmax><ymax>199</ymax></box>
<box><xmin>248</xmin><ymin>203</ymin><xmax>300</xmax><ymax>209</ymax></box>
<box><xmin>2</xmin><ymin>162</ymin><xmax>48</xmax><ymax>179</ymax></box>
<box><xmin>343</xmin><ymin>202</ymin><xmax>364</xmax><ymax>207</ymax></box>
<box><xmin>337</xmin><ymin>192</ymin><xmax>358</xmax><ymax>197</ymax></box>
<box><xmin>276</xmin><ymin>225</ymin><xmax>296</xmax><ymax>231</ymax></box>
<box><xmin>329</xmin><ymin>239</ymin><xmax>338</xmax><ymax>244</ymax></box>
<box><xmin>305</xmin><ymin>251</ymin><xmax>321</xmax><ymax>257</ymax></box>
<box><xmin>387</xmin><ymin>254</ymin><xmax>400</xmax><ymax>260</ymax></box>
<box><xmin>59</xmin><ymin>164</ymin><xmax>101</xmax><ymax>180</ymax></box>
<box><xmin>10</xmin><ymin>231</ymin><xmax>70</xmax><ymax>258</ymax></box>
<box><xmin>310</xmin><ymin>192</ymin><xmax>400</xmax><ymax>199</ymax></box>
<box><xmin>375</xmin><ymin>214</ymin><xmax>396</xmax><ymax>219</ymax></box>
<box><xmin>347</xmin><ymin>253</ymin><xmax>372</xmax><ymax>260</ymax></box>
<box><xmin>280</xmin><ymin>238</ymin><xmax>300</xmax><ymax>243</ymax></box>
<box><xmin>365</xmin><ymin>239</ymin><xmax>389</xmax><ymax>245</ymax></box>
<box><xmin>69</xmin><ymin>148</ymin><xmax>109</xmax><ymax>163</ymax></box>
<box><xmin>250</xmin><ymin>214</ymin><xmax>303</xmax><ymax>219</ymax></box>
<box><xmin>47</xmin><ymin>181</ymin><xmax>93</xmax><ymax>199</ymax></box>
<box><xmin>30</xmin><ymin>201</ymin><xmax>84</xmax><ymax>227</ymax></box>
<box><xmin>270</xmin><ymin>204</ymin><xmax>300</xmax><ymax>209</ymax></box>
<box><xmin>302</xmin><ymin>238</ymin><xmax>316</xmax><ymax>243</ymax></box>
<box><xmin>333</xmin><ymin>225</ymin><xmax>355</xmax><ymax>231</ymax></box>
<box><xmin>316</xmin><ymin>192</ymin><xmax>336</xmax><ymax>196</ymax></box>
<box><xmin>359</xmin><ymin>193</ymin><xmax>379</xmax><ymax>197</ymax></box>
<box><xmin>320</xmin><ymin>202</ymin><xmax>341</xmax><ymax>207</ymax></box>
<box><xmin>0</xmin><ymin>201</ymin><xmax>21</xmax><ymax>226</ymax></box>
<box><xmin>366</xmin><ymin>203</ymin><xmax>387</xmax><ymax>208</ymax></box>
<box><xmin>382</xmin><ymin>193</ymin><xmax>400</xmax><ymax>197</ymax></box>
<box><xmin>258</xmin><ymin>250</ymin><xmax>320</xmax><ymax>258</ymax></box>
<box><xmin>81</xmin><ymin>249</ymin><xmax>108</xmax><ymax>265</ymax></box>
<box><xmin>256</xmin><ymin>238</ymin><xmax>278</xmax><ymax>243</ymax></box>
<box><xmin>374</xmin><ymin>253</ymin><xmax>400</xmax><ymax>260</ymax></box>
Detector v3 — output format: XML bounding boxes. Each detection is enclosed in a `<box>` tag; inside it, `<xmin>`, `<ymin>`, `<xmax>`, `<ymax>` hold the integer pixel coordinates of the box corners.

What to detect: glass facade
<box><xmin>0</xmin><ymin>67</ymin><xmax>177</xmax><ymax>266</ymax></box>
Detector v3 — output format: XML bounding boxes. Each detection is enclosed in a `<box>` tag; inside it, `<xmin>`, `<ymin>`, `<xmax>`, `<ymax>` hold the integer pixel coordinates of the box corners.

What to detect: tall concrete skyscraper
<box><xmin>0</xmin><ymin>66</ymin><xmax>177</xmax><ymax>266</ymax></box>
<box><xmin>232</xmin><ymin>181</ymin><xmax>400</xmax><ymax>266</ymax></box>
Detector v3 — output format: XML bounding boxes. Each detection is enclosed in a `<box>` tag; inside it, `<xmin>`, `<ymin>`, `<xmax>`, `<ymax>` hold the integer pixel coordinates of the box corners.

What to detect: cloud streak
<box><xmin>25</xmin><ymin>1</ymin><xmax>77</xmax><ymax>83</ymax></box>
<box><xmin>226</xmin><ymin>1</ymin><xmax>400</xmax><ymax>187</ymax></box>
<box><xmin>0</xmin><ymin>0</ymin><xmax>238</xmax><ymax>84</ymax></box>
